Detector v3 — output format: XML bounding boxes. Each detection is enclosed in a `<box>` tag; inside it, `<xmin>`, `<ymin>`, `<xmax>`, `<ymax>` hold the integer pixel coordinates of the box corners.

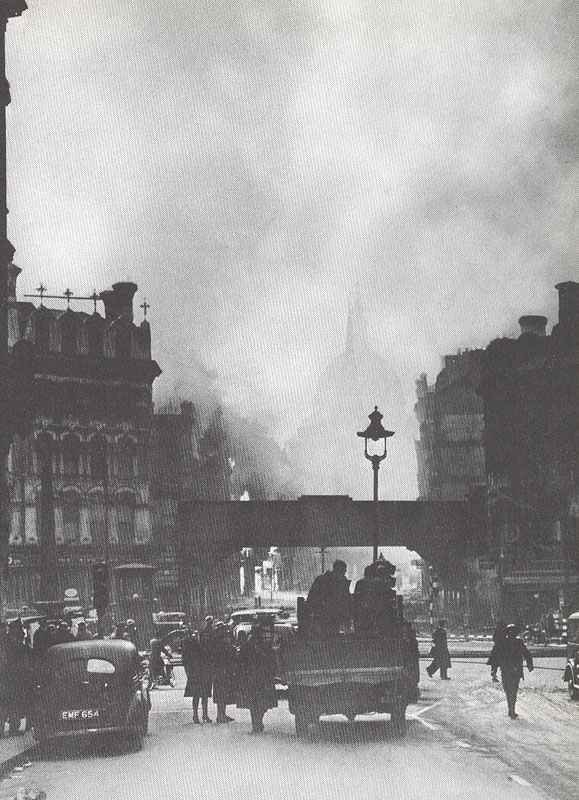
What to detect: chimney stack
<box><xmin>518</xmin><ymin>315</ymin><xmax>547</xmax><ymax>337</ymax></box>
<box><xmin>554</xmin><ymin>281</ymin><xmax>579</xmax><ymax>347</ymax></box>
<box><xmin>99</xmin><ymin>282</ymin><xmax>138</xmax><ymax>321</ymax></box>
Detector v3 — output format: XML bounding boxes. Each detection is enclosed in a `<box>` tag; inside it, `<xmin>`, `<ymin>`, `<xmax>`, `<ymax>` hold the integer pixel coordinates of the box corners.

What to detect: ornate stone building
<box><xmin>5</xmin><ymin>275</ymin><xmax>161</xmax><ymax>612</ymax></box>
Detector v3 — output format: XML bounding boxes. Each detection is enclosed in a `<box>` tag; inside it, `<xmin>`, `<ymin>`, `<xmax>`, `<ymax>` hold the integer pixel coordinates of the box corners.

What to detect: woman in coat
<box><xmin>211</xmin><ymin>622</ymin><xmax>236</xmax><ymax>724</ymax></box>
<box><xmin>237</xmin><ymin>624</ymin><xmax>277</xmax><ymax>733</ymax></box>
<box><xmin>182</xmin><ymin>621</ymin><xmax>214</xmax><ymax>724</ymax></box>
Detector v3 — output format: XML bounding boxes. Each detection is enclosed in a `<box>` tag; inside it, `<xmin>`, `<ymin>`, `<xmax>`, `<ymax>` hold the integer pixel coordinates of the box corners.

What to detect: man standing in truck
<box><xmin>306</xmin><ymin>559</ymin><xmax>351</xmax><ymax>636</ymax></box>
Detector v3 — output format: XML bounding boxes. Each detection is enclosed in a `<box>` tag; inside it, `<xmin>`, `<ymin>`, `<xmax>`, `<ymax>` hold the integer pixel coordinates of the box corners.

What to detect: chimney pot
<box><xmin>99</xmin><ymin>281</ymin><xmax>138</xmax><ymax>321</ymax></box>
<box><xmin>518</xmin><ymin>315</ymin><xmax>547</xmax><ymax>337</ymax></box>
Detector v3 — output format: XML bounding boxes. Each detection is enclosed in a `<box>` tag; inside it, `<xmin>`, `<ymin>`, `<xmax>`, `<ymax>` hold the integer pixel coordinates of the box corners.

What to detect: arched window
<box><xmin>61</xmin><ymin>313</ymin><xmax>77</xmax><ymax>356</ymax></box>
<box><xmin>90</xmin><ymin>435</ymin><xmax>107</xmax><ymax>480</ymax></box>
<box><xmin>116</xmin><ymin>492</ymin><xmax>136</xmax><ymax>546</ymax></box>
<box><xmin>88</xmin><ymin>491</ymin><xmax>107</xmax><ymax>548</ymax></box>
<box><xmin>118</xmin><ymin>437</ymin><xmax>137</xmax><ymax>479</ymax></box>
<box><xmin>62</xmin><ymin>489</ymin><xmax>81</xmax><ymax>545</ymax></box>
<box><xmin>62</xmin><ymin>435</ymin><xmax>81</xmax><ymax>476</ymax></box>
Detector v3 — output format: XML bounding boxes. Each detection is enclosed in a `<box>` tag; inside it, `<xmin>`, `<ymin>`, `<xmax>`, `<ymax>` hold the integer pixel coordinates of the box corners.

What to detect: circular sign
<box><xmin>64</xmin><ymin>588</ymin><xmax>79</xmax><ymax>600</ymax></box>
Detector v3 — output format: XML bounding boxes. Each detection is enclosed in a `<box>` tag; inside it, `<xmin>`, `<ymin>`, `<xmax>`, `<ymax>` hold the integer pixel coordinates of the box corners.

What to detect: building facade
<box><xmin>415</xmin><ymin>350</ymin><xmax>485</xmax><ymax>501</ymax></box>
<box><xmin>480</xmin><ymin>283</ymin><xmax>579</xmax><ymax>620</ymax></box>
<box><xmin>5</xmin><ymin>275</ymin><xmax>161</xmax><ymax>615</ymax></box>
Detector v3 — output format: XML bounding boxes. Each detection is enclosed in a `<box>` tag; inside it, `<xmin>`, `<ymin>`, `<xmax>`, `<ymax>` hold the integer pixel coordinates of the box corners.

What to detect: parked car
<box><xmin>32</xmin><ymin>639</ymin><xmax>150</xmax><ymax>750</ymax></box>
<box><xmin>563</xmin><ymin>611</ymin><xmax>579</xmax><ymax>699</ymax></box>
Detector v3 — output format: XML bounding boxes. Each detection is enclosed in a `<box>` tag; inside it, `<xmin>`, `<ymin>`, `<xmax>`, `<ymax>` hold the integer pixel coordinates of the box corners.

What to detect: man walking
<box><xmin>426</xmin><ymin>620</ymin><xmax>451</xmax><ymax>680</ymax></box>
<box><xmin>488</xmin><ymin>623</ymin><xmax>533</xmax><ymax>719</ymax></box>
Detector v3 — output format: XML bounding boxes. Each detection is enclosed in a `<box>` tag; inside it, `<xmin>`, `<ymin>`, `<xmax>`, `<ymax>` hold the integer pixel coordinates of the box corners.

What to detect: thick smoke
<box><xmin>10</xmin><ymin>1</ymin><xmax>577</xmax><ymax>497</ymax></box>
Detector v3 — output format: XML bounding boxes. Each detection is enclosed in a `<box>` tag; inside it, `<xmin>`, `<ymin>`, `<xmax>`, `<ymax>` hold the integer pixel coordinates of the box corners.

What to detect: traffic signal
<box><xmin>92</xmin><ymin>562</ymin><xmax>109</xmax><ymax>611</ymax></box>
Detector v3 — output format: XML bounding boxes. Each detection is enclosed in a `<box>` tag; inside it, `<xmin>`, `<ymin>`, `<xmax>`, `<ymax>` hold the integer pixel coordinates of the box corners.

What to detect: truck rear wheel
<box><xmin>568</xmin><ymin>678</ymin><xmax>578</xmax><ymax>700</ymax></box>
<box><xmin>390</xmin><ymin>703</ymin><xmax>407</xmax><ymax>737</ymax></box>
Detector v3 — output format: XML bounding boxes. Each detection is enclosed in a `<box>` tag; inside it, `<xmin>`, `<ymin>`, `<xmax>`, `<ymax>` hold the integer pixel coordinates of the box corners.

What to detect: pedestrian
<box><xmin>237</xmin><ymin>624</ymin><xmax>278</xmax><ymax>733</ymax></box>
<box><xmin>426</xmin><ymin>619</ymin><xmax>451</xmax><ymax>680</ymax></box>
<box><xmin>182</xmin><ymin>626</ymin><xmax>213</xmax><ymax>724</ymax></box>
<box><xmin>488</xmin><ymin>623</ymin><xmax>533</xmax><ymax>719</ymax></box>
<box><xmin>74</xmin><ymin>621</ymin><xmax>93</xmax><ymax>641</ymax></box>
<box><xmin>0</xmin><ymin>621</ymin><xmax>34</xmax><ymax>736</ymax></box>
<box><xmin>489</xmin><ymin>620</ymin><xmax>507</xmax><ymax>682</ymax></box>
<box><xmin>211</xmin><ymin>622</ymin><xmax>236</xmax><ymax>724</ymax></box>
<box><xmin>51</xmin><ymin>620</ymin><xmax>74</xmax><ymax>646</ymax></box>
<box><xmin>31</xmin><ymin>618</ymin><xmax>51</xmax><ymax>656</ymax></box>
<box><xmin>306</xmin><ymin>559</ymin><xmax>351</xmax><ymax>637</ymax></box>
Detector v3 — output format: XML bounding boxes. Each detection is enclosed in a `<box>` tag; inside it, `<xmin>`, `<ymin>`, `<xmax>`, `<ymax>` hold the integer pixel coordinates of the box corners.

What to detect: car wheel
<box><xmin>568</xmin><ymin>678</ymin><xmax>578</xmax><ymax>700</ymax></box>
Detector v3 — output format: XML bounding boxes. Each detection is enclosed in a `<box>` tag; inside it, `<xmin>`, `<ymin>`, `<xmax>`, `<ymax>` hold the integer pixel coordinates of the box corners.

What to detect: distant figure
<box><xmin>490</xmin><ymin>620</ymin><xmax>508</xmax><ymax>682</ymax></box>
<box><xmin>237</xmin><ymin>625</ymin><xmax>277</xmax><ymax>733</ymax></box>
<box><xmin>488</xmin><ymin>624</ymin><xmax>533</xmax><ymax>719</ymax></box>
<box><xmin>306</xmin><ymin>559</ymin><xmax>351</xmax><ymax>636</ymax></box>
<box><xmin>426</xmin><ymin>620</ymin><xmax>451</xmax><ymax>680</ymax></box>
<box><xmin>51</xmin><ymin>620</ymin><xmax>74</xmax><ymax>646</ymax></box>
<box><xmin>183</xmin><ymin>620</ymin><xmax>214</xmax><ymax>724</ymax></box>
<box><xmin>32</xmin><ymin>619</ymin><xmax>51</xmax><ymax>656</ymax></box>
<box><xmin>75</xmin><ymin>621</ymin><xmax>93</xmax><ymax>641</ymax></box>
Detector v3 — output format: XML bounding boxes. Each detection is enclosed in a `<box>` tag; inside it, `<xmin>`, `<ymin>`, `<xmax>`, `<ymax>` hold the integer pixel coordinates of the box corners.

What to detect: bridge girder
<box><xmin>178</xmin><ymin>495</ymin><xmax>485</xmax><ymax>585</ymax></box>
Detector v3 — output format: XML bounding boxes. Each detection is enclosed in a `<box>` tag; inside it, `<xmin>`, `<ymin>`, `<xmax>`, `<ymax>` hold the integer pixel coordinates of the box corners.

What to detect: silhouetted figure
<box><xmin>183</xmin><ymin>619</ymin><xmax>214</xmax><ymax>723</ymax></box>
<box><xmin>306</xmin><ymin>559</ymin><xmax>351</xmax><ymax>636</ymax></box>
<box><xmin>488</xmin><ymin>624</ymin><xmax>533</xmax><ymax>719</ymax></box>
<box><xmin>237</xmin><ymin>625</ymin><xmax>277</xmax><ymax>733</ymax></box>
<box><xmin>427</xmin><ymin>620</ymin><xmax>451</xmax><ymax>680</ymax></box>
<box><xmin>75</xmin><ymin>621</ymin><xmax>93</xmax><ymax>641</ymax></box>
<box><xmin>211</xmin><ymin>623</ymin><xmax>236</xmax><ymax>724</ymax></box>
<box><xmin>489</xmin><ymin>620</ymin><xmax>508</xmax><ymax>682</ymax></box>
<box><xmin>354</xmin><ymin>559</ymin><xmax>397</xmax><ymax>635</ymax></box>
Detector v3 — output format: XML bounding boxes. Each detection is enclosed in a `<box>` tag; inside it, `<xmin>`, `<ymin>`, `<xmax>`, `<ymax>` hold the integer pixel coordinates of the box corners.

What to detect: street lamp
<box><xmin>357</xmin><ymin>406</ymin><xmax>394</xmax><ymax>562</ymax></box>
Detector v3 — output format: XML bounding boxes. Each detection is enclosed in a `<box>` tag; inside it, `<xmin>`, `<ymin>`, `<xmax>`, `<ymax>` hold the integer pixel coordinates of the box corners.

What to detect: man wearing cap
<box><xmin>488</xmin><ymin>623</ymin><xmax>533</xmax><ymax>718</ymax></box>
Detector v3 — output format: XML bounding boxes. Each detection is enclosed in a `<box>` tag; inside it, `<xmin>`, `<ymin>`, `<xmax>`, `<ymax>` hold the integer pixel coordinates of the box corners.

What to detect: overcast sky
<box><xmin>7</xmin><ymin>1</ymin><xmax>577</xmax><ymax>458</ymax></box>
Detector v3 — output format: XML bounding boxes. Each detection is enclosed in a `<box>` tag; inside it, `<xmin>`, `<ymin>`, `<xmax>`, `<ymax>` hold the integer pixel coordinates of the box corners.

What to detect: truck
<box><xmin>279</xmin><ymin>596</ymin><xmax>420</xmax><ymax>737</ymax></box>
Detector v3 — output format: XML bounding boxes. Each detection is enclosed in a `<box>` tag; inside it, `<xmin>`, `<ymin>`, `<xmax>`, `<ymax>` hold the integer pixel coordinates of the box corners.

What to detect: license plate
<box><xmin>61</xmin><ymin>709</ymin><xmax>101</xmax><ymax>721</ymax></box>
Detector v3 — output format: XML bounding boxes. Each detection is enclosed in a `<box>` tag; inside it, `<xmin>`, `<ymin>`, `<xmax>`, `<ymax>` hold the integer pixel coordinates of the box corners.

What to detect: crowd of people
<box><xmin>181</xmin><ymin>617</ymin><xmax>277</xmax><ymax>734</ymax></box>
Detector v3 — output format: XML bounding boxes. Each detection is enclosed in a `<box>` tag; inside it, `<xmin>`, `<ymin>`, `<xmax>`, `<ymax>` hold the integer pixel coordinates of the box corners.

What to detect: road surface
<box><xmin>2</xmin><ymin>660</ymin><xmax>575</xmax><ymax>800</ymax></box>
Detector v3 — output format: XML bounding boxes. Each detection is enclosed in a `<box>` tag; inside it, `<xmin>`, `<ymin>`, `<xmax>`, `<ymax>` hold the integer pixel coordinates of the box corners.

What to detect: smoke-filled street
<box><xmin>6</xmin><ymin>661</ymin><xmax>574</xmax><ymax>800</ymax></box>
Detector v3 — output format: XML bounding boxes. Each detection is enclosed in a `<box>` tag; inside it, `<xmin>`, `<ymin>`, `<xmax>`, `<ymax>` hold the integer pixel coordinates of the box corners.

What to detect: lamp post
<box><xmin>357</xmin><ymin>406</ymin><xmax>394</xmax><ymax>562</ymax></box>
